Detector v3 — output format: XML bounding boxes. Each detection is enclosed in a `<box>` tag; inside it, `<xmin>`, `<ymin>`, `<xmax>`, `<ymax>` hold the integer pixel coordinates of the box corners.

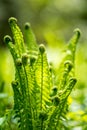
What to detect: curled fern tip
<box><xmin>39</xmin><ymin>44</ymin><xmax>46</xmax><ymax>54</ymax></box>
<box><xmin>64</xmin><ymin>60</ymin><xmax>73</xmax><ymax>72</ymax></box>
<box><xmin>4</xmin><ymin>35</ymin><xmax>12</xmax><ymax>44</ymax></box>
<box><xmin>69</xmin><ymin>77</ymin><xmax>77</xmax><ymax>84</ymax></box>
<box><xmin>30</xmin><ymin>56</ymin><xmax>36</xmax><ymax>65</ymax></box>
<box><xmin>16</xmin><ymin>58</ymin><xmax>22</xmax><ymax>66</ymax></box>
<box><xmin>22</xmin><ymin>53</ymin><xmax>29</xmax><ymax>65</ymax></box>
<box><xmin>51</xmin><ymin>96</ymin><xmax>60</xmax><ymax>106</ymax></box>
<box><xmin>74</xmin><ymin>28</ymin><xmax>81</xmax><ymax>39</ymax></box>
<box><xmin>8</xmin><ymin>17</ymin><xmax>17</xmax><ymax>24</ymax></box>
<box><xmin>25</xmin><ymin>22</ymin><xmax>31</xmax><ymax>29</ymax></box>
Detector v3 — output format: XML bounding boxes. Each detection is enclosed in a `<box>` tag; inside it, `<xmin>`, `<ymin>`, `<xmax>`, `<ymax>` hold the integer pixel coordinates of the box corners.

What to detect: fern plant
<box><xmin>4</xmin><ymin>17</ymin><xmax>80</xmax><ymax>130</ymax></box>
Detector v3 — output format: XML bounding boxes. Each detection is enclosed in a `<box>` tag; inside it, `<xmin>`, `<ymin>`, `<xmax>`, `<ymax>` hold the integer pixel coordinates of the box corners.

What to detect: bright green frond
<box><xmin>67</xmin><ymin>28</ymin><xmax>81</xmax><ymax>62</ymax></box>
<box><xmin>24</xmin><ymin>22</ymin><xmax>38</xmax><ymax>57</ymax></box>
<box><xmin>35</xmin><ymin>44</ymin><xmax>51</xmax><ymax>110</ymax></box>
<box><xmin>55</xmin><ymin>29</ymin><xmax>80</xmax><ymax>88</ymax></box>
<box><xmin>8</xmin><ymin>17</ymin><xmax>25</xmax><ymax>57</ymax></box>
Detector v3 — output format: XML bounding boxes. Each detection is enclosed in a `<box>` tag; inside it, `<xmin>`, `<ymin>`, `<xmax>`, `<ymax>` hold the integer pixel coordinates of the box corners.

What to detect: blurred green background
<box><xmin>0</xmin><ymin>0</ymin><xmax>87</xmax><ymax>46</ymax></box>
<box><xmin>0</xmin><ymin>0</ymin><xmax>87</xmax><ymax>129</ymax></box>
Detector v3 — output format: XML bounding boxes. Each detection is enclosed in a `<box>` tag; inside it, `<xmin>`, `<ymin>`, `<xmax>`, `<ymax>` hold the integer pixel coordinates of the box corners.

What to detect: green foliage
<box><xmin>3</xmin><ymin>17</ymin><xmax>80</xmax><ymax>130</ymax></box>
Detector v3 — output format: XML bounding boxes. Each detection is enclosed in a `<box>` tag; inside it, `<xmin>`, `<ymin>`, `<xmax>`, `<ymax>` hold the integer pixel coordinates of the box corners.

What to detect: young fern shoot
<box><xmin>4</xmin><ymin>17</ymin><xmax>80</xmax><ymax>130</ymax></box>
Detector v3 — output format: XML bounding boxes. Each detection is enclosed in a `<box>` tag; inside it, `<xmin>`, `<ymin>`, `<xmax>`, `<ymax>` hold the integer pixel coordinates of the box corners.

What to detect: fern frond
<box><xmin>8</xmin><ymin>17</ymin><xmax>26</xmax><ymax>57</ymax></box>
<box><xmin>24</xmin><ymin>22</ymin><xmax>38</xmax><ymax>57</ymax></box>
<box><xmin>13</xmin><ymin>58</ymin><xmax>33</xmax><ymax>130</ymax></box>
<box><xmin>67</xmin><ymin>28</ymin><xmax>81</xmax><ymax>62</ymax></box>
<box><xmin>4</xmin><ymin>35</ymin><xmax>18</xmax><ymax>60</ymax></box>
<box><xmin>4</xmin><ymin>19</ymin><xmax>34</xmax><ymax>130</ymax></box>
<box><xmin>59</xmin><ymin>60</ymin><xmax>73</xmax><ymax>90</ymax></box>
<box><xmin>35</xmin><ymin>44</ymin><xmax>51</xmax><ymax>111</ymax></box>
<box><xmin>45</xmin><ymin>30</ymin><xmax>80</xmax><ymax>130</ymax></box>
<box><xmin>21</xmin><ymin>54</ymin><xmax>38</xmax><ymax>126</ymax></box>
<box><xmin>45</xmin><ymin>78</ymin><xmax>77</xmax><ymax>130</ymax></box>
<box><xmin>55</xmin><ymin>29</ymin><xmax>81</xmax><ymax>89</ymax></box>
